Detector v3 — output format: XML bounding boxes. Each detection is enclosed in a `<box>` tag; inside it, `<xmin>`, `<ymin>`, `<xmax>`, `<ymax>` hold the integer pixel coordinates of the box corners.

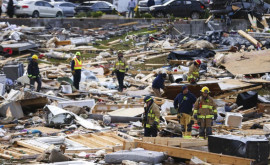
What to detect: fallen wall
<box><xmin>0</xmin><ymin>18</ymin><xmax>250</xmax><ymax>35</ymax></box>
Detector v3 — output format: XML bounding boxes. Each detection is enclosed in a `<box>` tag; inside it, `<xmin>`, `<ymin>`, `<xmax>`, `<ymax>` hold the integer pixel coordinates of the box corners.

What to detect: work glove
<box><xmin>125</xmin><ymin>68</ymin><xmax>128</xmax><ymax>72</ymax></box>
<box><xmin>214</xmin><ymin>114</ymin><xmax>217</xmax><ymax>120</ymax></box>
<box><xmin>72</xmin><ymin>70</ymin><xmax>75</xmax><ymax>76</ymax></box>
<box><xmin>193</xmin><ymin>114</ymin><xmax>198</xmax><ymax>120</ymax></box>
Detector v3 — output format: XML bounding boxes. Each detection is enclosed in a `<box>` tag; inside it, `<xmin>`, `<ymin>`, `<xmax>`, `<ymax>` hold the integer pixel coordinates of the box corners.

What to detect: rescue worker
<box><xmin>112</xmin><ymin>51</ymin><xmax>128</xmax><ymax>92</ymax></box>
<box><xmin>152</xmin><ymin>72</ymin><xmax>166</xmax><ymax>97</ymax></box>
<box><xmin>193</xmin><ymin>86</ymin><xmax>217</xmax><ymax>139</ymax></box>
<box><xmin>71</xmin><ymin>52</ymin><xmax>82</xmax><ymax>90</ymax></box>
<box><xmin>27</xmin><ymin>55</ymin><xmax>41</xmax><ymax>92</ymax></box>
<box><xmin>187</xmin><ymin>59</ymin><xmax>201</xmax><ymax>84</ymax></box>
<box><xmin>174</xmin><ymin>85</ymin><xmax>196</xmax><ymax>138</ymax></box>
<box><xmin>143</xmin><ymin>96</ymin><xmax>160</xmax><ymax>137</ymax></box>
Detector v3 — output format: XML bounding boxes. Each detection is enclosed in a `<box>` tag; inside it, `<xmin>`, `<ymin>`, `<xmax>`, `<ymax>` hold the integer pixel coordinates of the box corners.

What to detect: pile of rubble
<box><xmin>0</xmin><ymin>18</ymin><xmax>270</xmax><ymax>165</ymax></box>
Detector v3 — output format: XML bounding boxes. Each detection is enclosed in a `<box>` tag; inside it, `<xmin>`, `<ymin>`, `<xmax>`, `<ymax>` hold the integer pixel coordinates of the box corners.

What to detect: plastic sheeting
<box><xmin>208</xmin><ymin>135</ymin><xmax>269</xmax><ymax>164</ymax></box>
<box><xmin>167</xmin><ymin>48</ymin><xmax>216</xmax><ymax>61</ymax></box>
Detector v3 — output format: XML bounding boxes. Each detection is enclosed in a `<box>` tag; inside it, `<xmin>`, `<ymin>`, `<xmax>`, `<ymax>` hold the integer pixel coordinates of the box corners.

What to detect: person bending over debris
<box><xmin>193</xmin><ymin>86</ymin><xmax>217</xmax><ymax>139</ymax></box>
<box><xmin>71</xmin><ymin>52</ymin><xmax>82</xmax><ymax>90</ymax></box>
<box><xmin>187</xmin><ymin>59</ymin><xmax>201</xmax><ymax>84</ymax></box>
<box><xmin>27</xmin><ymin>55</ymin><xmax>41</xmax><ymax>92</ymax></box>
<box><xmin>152</xmin><ymin>72</ymin><xmax>166</xmax><ymax>97</ymax></box>
<box><xmin>174</xmin><ymin>85</ymin><xmax>196</xmax><ymax>138</ymax></box>
<box><xmin>143</xmin><ymin>96</ymin><xmax>160</xmax><ymax>137</ymax></box>
<box><xmin>112</xmin><ymin>51</ymin><xmax>128</xmax><ymax>92</ymax></box>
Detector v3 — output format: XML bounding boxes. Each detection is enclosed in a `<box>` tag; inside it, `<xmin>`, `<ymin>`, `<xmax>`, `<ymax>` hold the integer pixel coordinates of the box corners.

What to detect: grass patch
<box><xmin>133</xmin><ymin>55</ymin><xmax>168</xmax><ymax>70</ymax></box>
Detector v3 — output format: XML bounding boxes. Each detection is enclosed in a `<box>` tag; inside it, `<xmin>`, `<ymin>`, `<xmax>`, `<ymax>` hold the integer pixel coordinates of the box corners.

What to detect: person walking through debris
<box><xmin>143</xmin><ymin>96</ymin><xmax>160</xmax><ymax>137</ymax></box>
<box><xmin>7</xmin><ymin>0</ymin><xmax>14</xmax><ymax>18</ymax></box>
<box><xmin>174</xmin><ymin>85</ymin><xmax>196</xmax><ymax>138</ymax></box>
<box><xmin>112</xmin><ymin>51</ymin><xmax>128</xmax><ymax>92</ymax></box>
<box><xmin>27</xmin><ymin>55</ymin><xmax>41</xmax><ymax>92</ymax></box>
<box><xmin>128</xmin><ymin>0</ymin><xmax>136</xmax><ymax>18</ymax></box>
<box><xmin>147</xmin><ymin>0</ymin><xmax>155</xmax><ymax>7</ymax></box>
<box><xmin>187</xmin><ymin>59</ymin><xmax>201</xmax><ymax>84</ymax></box>
<box><xmin>152</xmin><ymin>71</ymin><xmax>166</xmax><ymax>97</ymax></box>
<box><xmin>71</xmin><ymin>52</ymin><xmax>82</xmax><ymax>90</ymax></box>
<box><xmin>193</xmin><ymin>86</ymin><xmax>217</xmax><ymax>139</ymax></box>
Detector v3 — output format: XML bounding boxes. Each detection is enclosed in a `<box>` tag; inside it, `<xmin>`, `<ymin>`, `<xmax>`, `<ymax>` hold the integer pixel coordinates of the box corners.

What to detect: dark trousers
<box><xmin>116</xmin><ymin>71</ymin><xmax>125</xmax><ymax>91</ymax></box>
<box><xmin>30</xmin><ymin>77</ymin><xmax>41</xmax><ymax>92</ymax></box>
<box><xmin>144</xmin><ymin>127</ymin><xmax>157</xmax><ymax>137</ymax></box>
<box><xmin>73</xmin><ymin>70</ymin><xmax>81</xmax><ymax>90</ymax></box>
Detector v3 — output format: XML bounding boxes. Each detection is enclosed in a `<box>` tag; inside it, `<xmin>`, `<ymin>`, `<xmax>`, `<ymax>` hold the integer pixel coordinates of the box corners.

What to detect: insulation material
<box><xmin>105</xmin><ymin>148</ymin><xmax>166</xmax><ymax>164</ymax></box>
<box><xmin>45</xmin><ymin>50</ymin><xmax>72</xmax><ymax>60</ymax></box>
<box><xmin>181</xmin><ymin>40</ymin><xmax>216</xmax><ymax>49</ymax></box>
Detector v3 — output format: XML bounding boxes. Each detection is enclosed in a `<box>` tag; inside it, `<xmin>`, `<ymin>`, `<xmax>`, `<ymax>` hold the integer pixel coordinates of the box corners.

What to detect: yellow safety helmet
<box><xmin>75</xmin><ymin>52</ymin><xmax>81</xmax><ymax>56</ymax></box>
<box><xmin>32</xmin><ymin>54</ymin><xmax>38</xmax><ymax>60</ymax></box>
<box><xmin>201</xmin><ymin>86</ymin><xmax>210</xmax><ymax>93</ymax></box>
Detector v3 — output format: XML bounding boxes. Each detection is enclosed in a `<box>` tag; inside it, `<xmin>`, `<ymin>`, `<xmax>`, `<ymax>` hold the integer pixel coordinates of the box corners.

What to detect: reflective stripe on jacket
<box><xmin>145</xmin><ymin>103</ymin><xmax>160</xmax><ymax>128</ymax></box>
<box><xmin>193</xmin><ymin>96</ymin><xmax>217</xmax><ymax>119</ymax></box>
<box><xmin>74</xmin><ymin>58</ymin><xmax>82</xmax><ymax>70</ymax></box>
<box><xmin>113</xmin><ymin>58</ymin><xmax>128</xmax><ymax>72</ymax></box>
<box><xmin>187</xmin><ymin>64</ymin><xmax>199</xmax><ymax>81</ymax></box>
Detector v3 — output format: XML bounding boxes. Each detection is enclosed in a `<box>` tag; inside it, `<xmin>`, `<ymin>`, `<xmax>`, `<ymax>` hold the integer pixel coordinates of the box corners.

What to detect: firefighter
<box><xmin>71</xmin><ymin>52</ymin><xmax>82</xmax><ymax>90</ymax></box>
<box><xmin>143</xmin><ymin>96</ymin><xmax>160</xmax><ymax>137</ymax></box>
<box><xmin>187</xmin><ymin>59</ymin><xmax>201</xmax><ymax>84</ymax></box>
<box><xmin>112</xmin><ymin>51</ymin><xmax>128</xmax><ymax>92</ymax></box>
<box><xmin>27</xmin><ymin>54</ymin><xmax>41</xmax><ymax>92</ymax></box>
<box><xmin>174</xmin><ymin>85</ymin><xmax>196</xmax><ymax>138</ymax></box>
<box><xmin>193</xmin><ymin>86</ymin><xmax>217</xmax><ymax>139</ymax></box>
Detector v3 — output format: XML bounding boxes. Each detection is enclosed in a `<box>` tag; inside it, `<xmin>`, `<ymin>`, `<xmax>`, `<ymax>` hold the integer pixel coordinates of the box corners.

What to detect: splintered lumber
<box><xmin>142</xmin><ymin>137</ymin><xmax>207</xmax><ymax>147</ymax></box>
<box><xmin>238</xmin><ymin>30</ymin><xmax>262</xmax><ymax>47</ymax></box>
<box><xmin>137</xmin><ymin>142</ymin><xmax>254</xmax><ymax>165</ymax></box>
<box><xmin>118</xmin><ymin>22</ymin><xmax>138</xmax><ymax>27</ymax></box>
<box><xmin>0</xmin><ymin>53</ymin><xmax>30</xmax><ymax>67</ymax></box>
<box><xmin>214</xmin><ymin>85</ymin><xmax>262</xmax><ymax>99</ymax></box>
<box><xmin>144</xmin><ymin>53</ymin><xmax>169</xmax><ymax>60</ymax></box>
<box><xmin>55</xmin><ymin>40</ymin><xmax>71</xmax><ymax>46</ymax></box>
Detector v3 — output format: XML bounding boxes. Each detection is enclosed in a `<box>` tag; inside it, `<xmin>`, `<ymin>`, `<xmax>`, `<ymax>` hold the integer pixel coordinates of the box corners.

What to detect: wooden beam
<box><xmin>238</xmin><ymin>30</ymin><xmax>262</xmax><ymax>47</ymax></box>
<box><xmin>16</xmin><ymin>141</ymin><xmax>45</xmax><ymax>153</ymax></box>
<box><xmin>215</xmin><ymin>85</ymin><xmax>262</xmax><ymax>99</ymax></box>
<box><xmin>137</xmin><ymin>142</ymin><xmax>254</xmax><ymax>165</ymax></box>
<box><xmin>180</xmin><ymin>141</ymin><xmax>208</xmax><ymax>148</ymax></box>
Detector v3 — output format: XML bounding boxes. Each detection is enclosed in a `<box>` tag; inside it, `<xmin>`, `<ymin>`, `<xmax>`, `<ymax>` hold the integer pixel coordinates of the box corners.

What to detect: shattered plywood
<box><xmin>222</xmin><ymin>50</ymin><xmax>270</xmax><ymax>75</ymax></box>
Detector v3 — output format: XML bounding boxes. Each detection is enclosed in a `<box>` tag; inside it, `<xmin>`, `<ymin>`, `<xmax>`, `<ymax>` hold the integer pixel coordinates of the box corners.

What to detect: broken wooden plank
<box><xmin>238</xmin><ymin>30</ymin><xmax>262</xmax><ymax>47</ymax></box>
<box><xmin>214</xmin><ymin>85</ymin><xmax>262</xmax><ymax>99</ymax></box>
<box><xmin>55</xmin><ymin>40</ymin><xmax>71</xmax><ymax>46</ymax></box>
<box><xmin>180</xmin><ymin>141</ymin><xmax>208</xmax><ymax>148</ymax></box>
<box><xmin>137</xmin><ymin>142</ymin><xmax>254</xmax><ymax>165</ymax></box>
<box><xmin>140</xmin><ymin>73</ymin><xmax>154</xmax><ymax>82</ymax></box>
